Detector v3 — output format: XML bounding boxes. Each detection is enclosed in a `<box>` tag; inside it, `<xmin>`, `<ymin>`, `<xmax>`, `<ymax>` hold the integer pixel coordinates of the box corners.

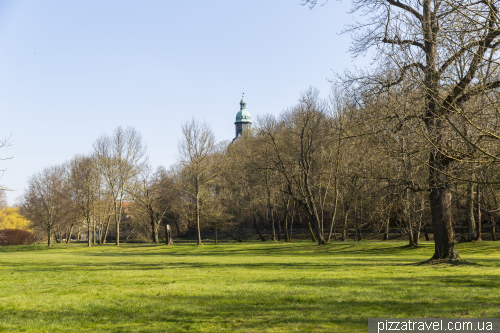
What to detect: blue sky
<box><xmin>0</xmin><ymin>0</ymin><xmax>370</xmax><ymax>205</ymax></box>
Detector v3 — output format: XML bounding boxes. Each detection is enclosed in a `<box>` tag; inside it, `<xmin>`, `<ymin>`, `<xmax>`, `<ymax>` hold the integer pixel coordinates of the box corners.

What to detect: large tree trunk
<box><xmin>47</xmin><ymin>228</ymin><xmax>51</xmax><ymax>247</ymax></box>
<box><xmin>428</xmin><ymin>154</ymin><xmax>459</xmax><ymax>259</ymax></box>
<box><xmin>423</xmin><ymin>3</ymin><xmax>458</xmax><ymax>259</ymax></box>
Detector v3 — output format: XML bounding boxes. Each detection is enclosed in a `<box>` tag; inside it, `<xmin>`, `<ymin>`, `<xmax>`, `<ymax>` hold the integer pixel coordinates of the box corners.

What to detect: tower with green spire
<box><xmin>234</xmin><ymin>93</ymin><xmax>252</xmax><ymax>140</ymax></box>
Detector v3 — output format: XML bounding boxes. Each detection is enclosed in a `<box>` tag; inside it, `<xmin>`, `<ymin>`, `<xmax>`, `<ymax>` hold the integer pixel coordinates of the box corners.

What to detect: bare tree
<box><xmin>19</xmin><ymin>165</ymin><xmax>66</xmax><ymax>247</ymax></box>
<box><xmin>303</xmin><ymin>0</ymin><xmax>500</xmax><ymax>258</ymax></box>
<box><xmin>130</xmin><ymin>165</ymin><xmax>176</xmax><ymax>243</ymax></box>
<box><xmin>93</xmin><ymin>127</ymin><xmax>147</xmax><ymax>246</ymax></box>
<box><xmin>67</xmin><ymin>155</ymin><xmax>97</xmax><ymax>247</ymax></box>
<box><xmin>177</xmin><ymin>118</ymin><xmax>225</xmax><ymax>246</ymax></box>
<box><xmin>257</xmin><ymin>88</ymin><xmax>335</xmax><ymax>244</ymax></box>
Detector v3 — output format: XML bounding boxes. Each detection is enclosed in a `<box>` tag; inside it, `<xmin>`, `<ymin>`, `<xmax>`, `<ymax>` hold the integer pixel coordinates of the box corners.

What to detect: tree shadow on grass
<box><xmin>2</xmin><ymin>282</ymin><xmax>500</xmax><ymax>333</ymax></box>
<box><xmin>3</xmin><ymin>257</ymin><xmax>445</xmax><ymax>273</ymax></box>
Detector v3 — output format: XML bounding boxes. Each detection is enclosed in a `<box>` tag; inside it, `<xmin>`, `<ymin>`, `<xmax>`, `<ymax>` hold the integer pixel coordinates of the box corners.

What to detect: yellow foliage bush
<box><xmin>0</xmin><ymin>207</ymin><xmax>32</xmax><ymax>231</ymax></box>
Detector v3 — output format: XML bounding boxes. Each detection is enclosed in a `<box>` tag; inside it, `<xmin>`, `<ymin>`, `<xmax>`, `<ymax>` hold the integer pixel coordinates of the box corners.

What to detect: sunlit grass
<box><xmin>0</xmin><ymin>241</ymin><xmax>499</xmax><ymax>332</ymax></box>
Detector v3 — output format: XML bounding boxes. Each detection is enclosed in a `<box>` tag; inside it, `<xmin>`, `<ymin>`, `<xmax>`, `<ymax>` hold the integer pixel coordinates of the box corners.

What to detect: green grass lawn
<box><xmin>1</xmin><ymin>241</ymin><xmax>499</xmax><ymax>333</ymax></box>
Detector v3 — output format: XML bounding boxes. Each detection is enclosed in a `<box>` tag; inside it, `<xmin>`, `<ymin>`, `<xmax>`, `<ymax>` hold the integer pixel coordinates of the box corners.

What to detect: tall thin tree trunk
<box><xmin>284</xmin><ymin>211</ymin><xmax>290</xmax><ymax>242</ymax></box>
<box><xmin>277</xmin><ymin>216</ymin><xmax>282</xmax><ymax>242</ymax></box>
<box><xmin>102</xmin><ymin>215</ymin><xmax>111</xmax><ymax>244</ymax></box>
<box><xmin>66</xmin><ymin>225</ymin><xmax>74</xmax><ymax>244</ymax></box>
<box><xmin>405</xmin><ymin>188</ymin><xmax>414</xmax><ymax>246</ymax></box>
<box><xmin>304</xmin><ymin>180</ymin><xmax>326</xmax><ymax>245</ymax></box>
<box><xmin>342</xmin><ymin>209</ymin><xmax>349</xmax><ymax>241</ymax></box>
<box><xmin>155</xmin><ymin>222</ymin><xmax>160</xmax><ymax>244</ymax></box>
<box><xmin>114</xmin><ymin>211</ymin><xmax>119</xmax><ymax>246</ymax></box>
<box><xmin>354</xmin><ymin>204</ymin><xmax>358</xmax><ymax>242</ymax></box>
<box><xmin>196</xmin><ymin>193</ymin><xmax>202</xmax><ymax>246</ymax></box>
<box><xmin>456</xmin><ymin>183</ymin><xmax>466</xmax><ymax>241</ymax></box>
<box><xmin>87</xmin><ymin>218</ymin><xmax>92</xmax><ymax>247</ymax></box>
<box><xmin>268</xmin><ymin>208</ymin><xmax>276</xmax><ymax>241</ymax></box>
<box><xmin>492</xmin><ymin>216</ymin><xmax>497</xmax><ymax>241</ymax></box>
<box><xmin>97</xmin><ymin>192</ymin><xmax>102</xmax><ymax>244</ymax></box>
<box><xmin>415</xmin><ymin>196</ymin><xmax>424</xmax><ymax>246</ymax></box>
<box><xmin>467</xmin><ymin>181</ymin><xmax>476</xmax><ymax>241</ymax></box>
<box><xmin>298</xmin><ymin>208</ymin><xmax>315</xmax><ymax>242</ymax></box>
<box><xmin>383</xmin><ymin>218</ymin><xmax>390</xmax><ymax>241</ymax></box>
<box><xmin>476</xmin><ymin>183</ymin><xmax>482</xmax><ymax>242</ymax></box>
<box><xmin>92</xmin><ymin>220</ymin><xmax>96</xmax><ymax>245</ymax></box>
<box><xmin>308</xmin><ymin>220</ymin><xmax>316</xmax><ymax>242</ymax></box>
<box><xmin>358</xmin><ymin>199</ymin><xmax>363</xmax><ymax>241</ymax></box>
<box><xmin>115</xmin><ymin>200</ymin><xmax>122</xmax><ymax>246</ymax></box>
<box><xmin>327</xmin><ymin>179</ymin><xmax>339</xmax><ymax>243</ymax></box>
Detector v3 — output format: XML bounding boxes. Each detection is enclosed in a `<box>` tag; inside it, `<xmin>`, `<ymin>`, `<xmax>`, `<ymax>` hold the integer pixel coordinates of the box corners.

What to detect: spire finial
<box><xmin>240</xmin><ymin>93</ymin><xmax>246</xmax><ymax>110</ymax></box>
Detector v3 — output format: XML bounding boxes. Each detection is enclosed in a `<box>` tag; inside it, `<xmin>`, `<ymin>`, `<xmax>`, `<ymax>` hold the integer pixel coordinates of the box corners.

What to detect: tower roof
<box><xmin>235</xmin><ymin>93</ymin><xmax>252</xmax><ymax>124</ymax></box>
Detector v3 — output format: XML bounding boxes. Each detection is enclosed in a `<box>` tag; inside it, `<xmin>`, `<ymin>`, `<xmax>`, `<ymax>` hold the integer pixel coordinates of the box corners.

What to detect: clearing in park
<box><xmin>1</xmin><ymin>241</ymin><xmax>500</xmax><ymax>332</ymax></box>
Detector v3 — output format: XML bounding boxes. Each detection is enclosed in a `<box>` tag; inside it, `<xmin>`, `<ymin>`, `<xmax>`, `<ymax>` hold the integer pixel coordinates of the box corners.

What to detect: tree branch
<box><xmin>381</xmin><ymin>63</ymin><xmax>425</xmax><ymax>88</ymax></box>
<box><xmin>382</xmin><ymin>37</ymin><xmax>425</xmax><ymax>50</ymax></box>
<box><xmin>384</xmin><ymin>0</ymin><xmax>423</xmax><ymax>22</ymax></box>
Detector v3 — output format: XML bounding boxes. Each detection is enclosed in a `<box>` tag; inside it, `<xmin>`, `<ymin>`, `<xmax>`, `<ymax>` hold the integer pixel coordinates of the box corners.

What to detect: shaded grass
<box><xmin>0</xmin><ymin>241</ymin><xmax>499</xmax><ymax>332</ymax></box>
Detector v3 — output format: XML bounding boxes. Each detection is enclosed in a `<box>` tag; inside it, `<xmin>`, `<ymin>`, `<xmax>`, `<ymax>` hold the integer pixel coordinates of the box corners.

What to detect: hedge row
<box><xmin>0</xmin><ymin>229</ymin><xmax>37</xmax><ymax>246</ymax></box>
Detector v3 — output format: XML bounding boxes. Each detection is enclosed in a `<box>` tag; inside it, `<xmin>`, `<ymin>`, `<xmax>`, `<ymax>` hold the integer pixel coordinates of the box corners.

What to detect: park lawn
<box><xmin>0</xmin><ymin>241</ymin><xmax>499</xmax><ymax>333</ymax></box>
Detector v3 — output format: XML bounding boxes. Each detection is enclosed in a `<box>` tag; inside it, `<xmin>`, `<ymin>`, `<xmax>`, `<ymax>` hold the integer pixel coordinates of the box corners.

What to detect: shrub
<box><xmin>0</xmin><ymin>229</ymin><xmax>37</xmax><ymax>246</ymax></box>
